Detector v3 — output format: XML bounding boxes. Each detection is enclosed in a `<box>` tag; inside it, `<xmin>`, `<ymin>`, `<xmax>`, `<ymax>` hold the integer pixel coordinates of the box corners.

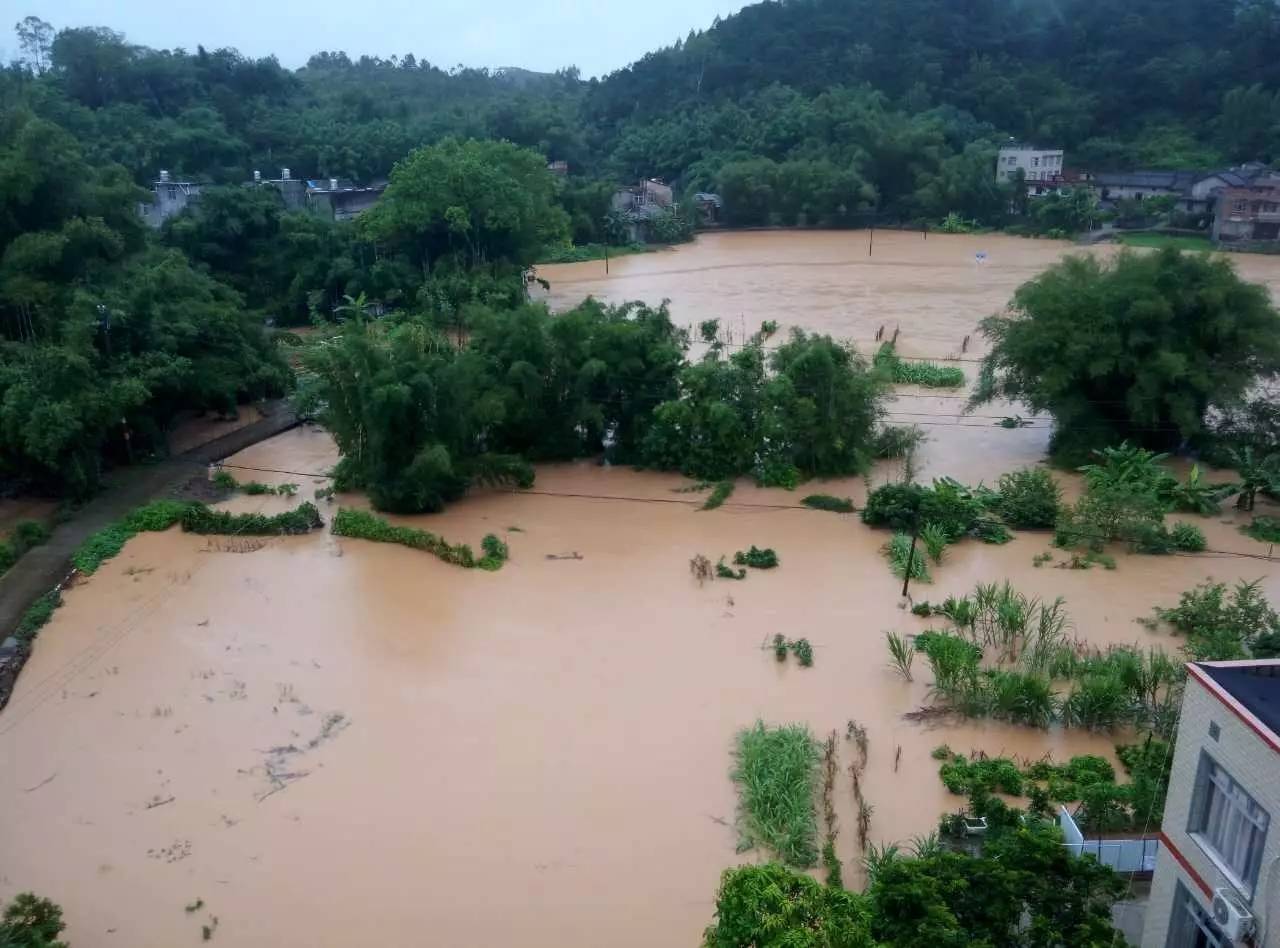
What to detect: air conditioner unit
<box><xmin>1212</xmin><ymin>888</ymin><xmax>1255</xmax><ymax>943</ymax></box>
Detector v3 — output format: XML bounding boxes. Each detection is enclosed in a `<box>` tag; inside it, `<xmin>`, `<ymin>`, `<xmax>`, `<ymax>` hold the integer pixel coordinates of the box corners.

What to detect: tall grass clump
<box><xmin>875</xmin><ymin>343</ymin><xmax>965</xmax><ymax>388</ymax></box>
<box><xmin>331</xmin><ymin>508</ymin><xmax>508</xmax><ymax>570</ymax></box>
<box><xmin>731</xmin><ymin>721</ymin><xmax>821</xmax><ymax>867</ymax></box>
<box><xmin>885</xmin><ymin>532</ymin><xmax>929</xmax><ymax>581</ymax></box>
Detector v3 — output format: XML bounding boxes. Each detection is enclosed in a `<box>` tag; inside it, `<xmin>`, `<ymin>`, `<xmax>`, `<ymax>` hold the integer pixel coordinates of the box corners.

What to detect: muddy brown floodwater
<box><xmin>4</xmin><ymin>233</ymin><xmax>1280</xmax><ymax>947</ymax></box>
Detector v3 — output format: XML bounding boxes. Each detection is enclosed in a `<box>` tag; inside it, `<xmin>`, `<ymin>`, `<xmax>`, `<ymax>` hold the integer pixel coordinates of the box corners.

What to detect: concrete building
<box><xmin>304</xmin><ymin>177</ymin><xmax>386</xmax><ymax>221</ymax></box>
<box><xmin>1094</xmin><ymin>171</ymin><xmax>1199</xmax><ymax>207</ymax></box>
<box><xmin>996</xmin><ymin>142</ymin><xmax>1065</xmax><ymax>184</ymax></box>
<box><xmin>610</xmin><ymin>179</ymin><xmax>677</xmax><ymax>242</ymax></box>
<box><xmin>1141</xmin><ymin>660</ymin><xmax>1280</xmax><ymax>948</ymax></box>
<box><xmin>255</xmin><ymin>168</ymin><xmax>306</xmax><ymax>211</ymax></box>
<box><xmin>1212</xmin><ymin>173</ymin><xmax>1280</xmax><ymax>244</ymax></box>
<box><xmin>137</xmin><ymin>170</ymin><xmax>202</xmax><ymax>227</ymax></box>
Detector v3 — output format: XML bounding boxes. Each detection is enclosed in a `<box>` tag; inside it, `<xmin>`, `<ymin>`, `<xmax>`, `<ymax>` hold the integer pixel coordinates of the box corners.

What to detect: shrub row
<box><xmin>330</xmin><ymin>508</ymin><xmax>508</xmax><ymax>570</ymax></box>
<box><xmin>181</xmin><ymin>502</ymin><xmax>323</xmax><ymax>536</ymax></box>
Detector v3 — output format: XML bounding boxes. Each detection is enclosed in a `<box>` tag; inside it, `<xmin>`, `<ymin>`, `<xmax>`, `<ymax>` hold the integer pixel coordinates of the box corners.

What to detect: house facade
<box><xmin>1212</xmin><ymin>174</ymin><xmax>1280</xmax><ymax>243</ymax></box>
<box><xmin>304</xmin><ymin>177</ymin><xmax>386</xmax><ymax>221</ymax></box>
<box><xmin>996</xmin><ymin>143</ymin><xmax>1064</xmax><ymax>184</ymax></box>
<box><xmin>138</xmin><ymin>170</ymin><xmax>202</xmax><ymax>227</ymax></box>
<box><xmin>1141</xmin><ymin>660</ymin><xmax>1280</xmax><ymax>948</ymax></box>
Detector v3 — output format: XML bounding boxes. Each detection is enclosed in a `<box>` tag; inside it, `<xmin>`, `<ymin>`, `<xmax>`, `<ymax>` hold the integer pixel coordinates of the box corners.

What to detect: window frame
<box><xmin>1165</xmin><ymin>881</ymin><xmax>1225</xmax><ymax>948</ymax></box>
<box><xmin>1186</xmin><ymin>751</ymin><xmax>1270</xmax><ymax>898</ymax></box>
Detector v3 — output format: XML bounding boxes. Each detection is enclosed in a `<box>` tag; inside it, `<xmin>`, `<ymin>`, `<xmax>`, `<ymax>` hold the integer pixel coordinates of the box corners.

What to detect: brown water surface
<box><xmin>6</xmin><ymin>233</ymin><xmax>1280</xmax><ymax>946</ymax></box>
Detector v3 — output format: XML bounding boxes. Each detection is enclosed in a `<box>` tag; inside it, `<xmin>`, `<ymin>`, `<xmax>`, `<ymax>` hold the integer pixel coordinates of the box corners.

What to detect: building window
<box><xmin>1006</xmin><ymin>156</ymin><xmax>1016</xmax><ymax>165</ymax></box>
<box><xmin>1188</xmin><ymin>753</ymin><xmax>1269</xmax><ymax>895</ymax></box>
<box><xmin>1208</xmin><ymin>721</ymin><xmax>1220</xmax><ymax>741</ymax></box>
<box><xmin>1166</xmin><ymin>882</ymin><xmax>1226</xmax><ymax>948</ymax></box>
<box><xmin>166</xmin><ymin>185</ymin><xmax>178</xmax><ymax>200</ymax></box>
<box><xmin>1232</xmin><ymin>200</ymin><xmax>1248</xmax><ymax>216</ymax></box>
<box><xmin>1032</xmin><ymin>156</ymin><xmax>1040</xmax><ymax>167</ymax></box>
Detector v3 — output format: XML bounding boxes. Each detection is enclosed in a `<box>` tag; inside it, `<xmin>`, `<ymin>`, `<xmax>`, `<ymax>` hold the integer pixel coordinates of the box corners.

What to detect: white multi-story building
<box><xmin>1142</xmin><ymin>660</ymin><xmax>1280</xmax><ymax>948</ymax></box>
<box><xmin>996</xmin><ymin>142</ymin><xmax>1065</xmax><ymax>184</ymax></box>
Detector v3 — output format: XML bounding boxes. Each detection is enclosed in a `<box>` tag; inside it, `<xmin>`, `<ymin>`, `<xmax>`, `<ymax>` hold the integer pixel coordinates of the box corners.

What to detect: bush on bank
<box><xmin>330</xmin><ymin>508</ymin><xmax>509</xmax><ymax>570</ymax></box>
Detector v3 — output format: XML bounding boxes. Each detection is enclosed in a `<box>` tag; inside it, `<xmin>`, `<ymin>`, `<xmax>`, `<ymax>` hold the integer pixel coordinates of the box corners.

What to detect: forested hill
<box><xmin>8</xmin><ymin>0</ymin><xmax>1280</xmax><ymax>195</ymax></box>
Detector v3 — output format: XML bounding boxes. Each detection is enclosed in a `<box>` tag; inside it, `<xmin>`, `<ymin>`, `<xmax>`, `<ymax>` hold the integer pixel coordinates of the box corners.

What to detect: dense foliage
<box><xmin>0</xmin><ymin>892</ymin><xmax>67</xmax><ymax>948</ymax></box>
<box><xmin>298</xmin><ymin>299</ymin><xmax>685</xmax><ymax>512</ymax></box>
<box><xmin>704</xmin><ymin>819</ymin><xmax>1126</xmax><ymax>948</ymax></box>
<box><xmin>0</xmin><ymin>108</ymin><xmax>289</xmax><ymax>497</ymax></box>
<box><xmin>643</xmin><ymin>328</ymin><xmax>884</xmax><ymax>487</ymax></box>
<box><xmin>972</xmin><ymin>250</ymin><xmax>1280</xmax><ymax>460</ymax></box>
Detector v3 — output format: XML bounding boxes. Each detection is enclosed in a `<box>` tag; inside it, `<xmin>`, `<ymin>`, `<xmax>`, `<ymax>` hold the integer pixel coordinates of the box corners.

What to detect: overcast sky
<box><xmin>10</xmin><ymin>0</ymin><xmax>749</xmax><ymax>77</ymax></box>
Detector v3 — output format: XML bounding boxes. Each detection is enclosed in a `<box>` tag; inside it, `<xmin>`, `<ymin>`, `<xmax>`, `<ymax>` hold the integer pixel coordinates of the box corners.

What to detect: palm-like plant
<box><xmin>1228</xmin><ymin>446</ymin><xmax>1280</xmax><ymax>511</ymax></box>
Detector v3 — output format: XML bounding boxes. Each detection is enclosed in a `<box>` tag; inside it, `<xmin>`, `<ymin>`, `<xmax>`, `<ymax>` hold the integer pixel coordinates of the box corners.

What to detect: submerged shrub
<box><xmin>701</xmin><ymin>481</ymin><xmax>735</xmax><ymax>511</ymax></box>
<box><xmin>734</xmin><ymin>546</ymin><xmax>779</xmax><ymax>569</ymax></box>
<box><xmin>181</xmin><ymin>502</ymin><xmax>323</xmax><ymax>536</ymax></box>
<box><xmin>330</xmin><ymin>507</ymin><xmax>510</xmax><ymax>569</ymax></box>
<box><xmin>801</xmin><ymin>494</ymin><xmax>854</xmax><ymax>513</ymax></box>
<box><xmin>1169</xmin><ymin>522</ymin><xmax>1206</xmax><ymax>552</ymax></box>
<box><xmin>994</xmin><ymin>468</ymin><xmax>1061</xmax><ymax>528</ymax></box>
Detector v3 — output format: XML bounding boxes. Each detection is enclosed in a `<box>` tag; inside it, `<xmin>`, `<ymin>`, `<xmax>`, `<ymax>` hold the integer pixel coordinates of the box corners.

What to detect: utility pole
<box><xmin>604</xmin><ymin>241</ymin><xmax>609</xmax><ymax>275</ymax></box>
<box><xmin>868</xmin><ymin>223</ymin><xmax>874</xmax><ymax>257</ymax></box>
<box><xmin>900</xmin><ymin>516</ymin><xmax>921</xmax><ymax>599</ymax></box>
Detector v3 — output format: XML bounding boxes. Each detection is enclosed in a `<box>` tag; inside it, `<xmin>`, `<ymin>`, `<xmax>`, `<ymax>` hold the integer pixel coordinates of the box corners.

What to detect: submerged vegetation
<box><xmin>935</xmin><ymin>739</ymin><xmax>1172</xmax><ymax>833</ymax></box>
<box><xmin>701</xmin><ymin>481</ymin><xmax>736</xmax><ymax>511</ymax></box>
<box><xmin>801</xmin><ymin>494</ymin><xmax>854</xmax><ymax>514</ymax></box>
<box><xmin>731</xmin><ymin>722</ymin><xmax>821</xmax><ymax>867</ymax></box>
<box><xmin>1154</xmin><ymin>579</ymin><xmax>1280</xmax><ymax>660</ymax></box>
<box><xmin>904</xmin><ymin>580</ymin><xmax>1185</xmax><ymax>734</ymax></box>
<box><xmin>331</xmin><ymin>508</ymin><xmax>509</xmax><ymax>570</ymax></box>
<box><xmin>874</xmin><ymin>343</ymin><xmax>965</xmax><ymax>388</ymax></box>
<box><xmin>1055</xmin><ymin>443</ymin><xmax>1232</xmax><ymax>557</ymax></box>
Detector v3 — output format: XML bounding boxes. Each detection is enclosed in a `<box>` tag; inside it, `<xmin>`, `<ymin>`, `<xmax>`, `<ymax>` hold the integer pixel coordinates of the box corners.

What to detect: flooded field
<box><xmin>535</xmin><ymin>230</ymin><xmax>1280</xmax><ymax>359</ymax></box>
<box><xmin>4</xmin><ymin>232</ymin><xmax>1280</xmax><ymax>946</ymax></box>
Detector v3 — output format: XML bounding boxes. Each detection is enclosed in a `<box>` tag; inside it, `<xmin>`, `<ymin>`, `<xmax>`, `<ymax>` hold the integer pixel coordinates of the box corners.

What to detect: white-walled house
<box><xmin>996</xmin><ymin>143</ymin><xmax>1065</xmax><ymax>184</ymax></box>
<box><xmin>1141</xmin><ymin>660</ymin><xmax>1280</xmax><ymax>948</ymax></box>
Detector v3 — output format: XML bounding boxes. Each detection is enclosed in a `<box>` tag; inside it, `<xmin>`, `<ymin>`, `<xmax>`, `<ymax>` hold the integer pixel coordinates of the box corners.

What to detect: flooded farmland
<box><xmin>4</xmin><ymin>232</ymin><xmax>1280</xmax><ymax>946</ymax></box>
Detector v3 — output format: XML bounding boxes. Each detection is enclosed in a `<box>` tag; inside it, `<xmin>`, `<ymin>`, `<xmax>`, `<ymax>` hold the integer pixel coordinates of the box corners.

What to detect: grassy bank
<box><xmin>1115</xmin><ymin>233</ymin><xmax>1213</xmax><ymax>252</ymax></box>
<box><xmin>535</xmin><ymin>243</ymin><xmax>652</xmax><ymax>264</ymax></box>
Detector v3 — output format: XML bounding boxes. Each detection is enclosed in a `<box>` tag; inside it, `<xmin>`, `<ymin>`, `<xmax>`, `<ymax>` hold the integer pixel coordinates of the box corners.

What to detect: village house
<box><xmin>304</xmin><ymin>177</ymin><xmax>387</xmax><ymax>221</ymax></box>
<box><xmin>996</xmin><ymin>142</ymin><xmax>1066</xmax><ymax>195</ymax></box>
<box><xmin>1093</xmin><ymin>171</ymin><xmax>1199</xmax><ymax>209</ymax></box>
<box><xmin>611</xmin><ymin>178</ymin><xmax>676</xmax><ymax>242</ymax></box>
<box><xmin>1212</xmin><ymin>172</ymin><xmax>1280</xmax><ymax>243</ymax></box>
<box><xmin>1140</xmin><ymin>660</ymin><xmax>1280</xmax><ymax>948</ymax></box>
<box><xmin>137</xmin><ymin>170</ymin><xmax>201</xmax><ymax>227</ymax></box>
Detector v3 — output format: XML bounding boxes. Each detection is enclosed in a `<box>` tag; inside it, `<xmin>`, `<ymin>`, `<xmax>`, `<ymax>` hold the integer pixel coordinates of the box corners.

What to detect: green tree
<box><xmin>360</xmin><ymin>138</ymin><xmax>569</xmax><ymax>270</ymax></box>
<box><xmin>0</xmin><ymin>892</ymin><xmax>67</xmax><ymax>948</ymax></box>
<box><xmin>971</xmin><ymin>249</ymin><xmax>1280</xmax><ymax>460</ymax></box>
<box><xmin>702</xmin><ymin>863</ymin><xmax>876</xmax><ymax>948</ymax></box>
